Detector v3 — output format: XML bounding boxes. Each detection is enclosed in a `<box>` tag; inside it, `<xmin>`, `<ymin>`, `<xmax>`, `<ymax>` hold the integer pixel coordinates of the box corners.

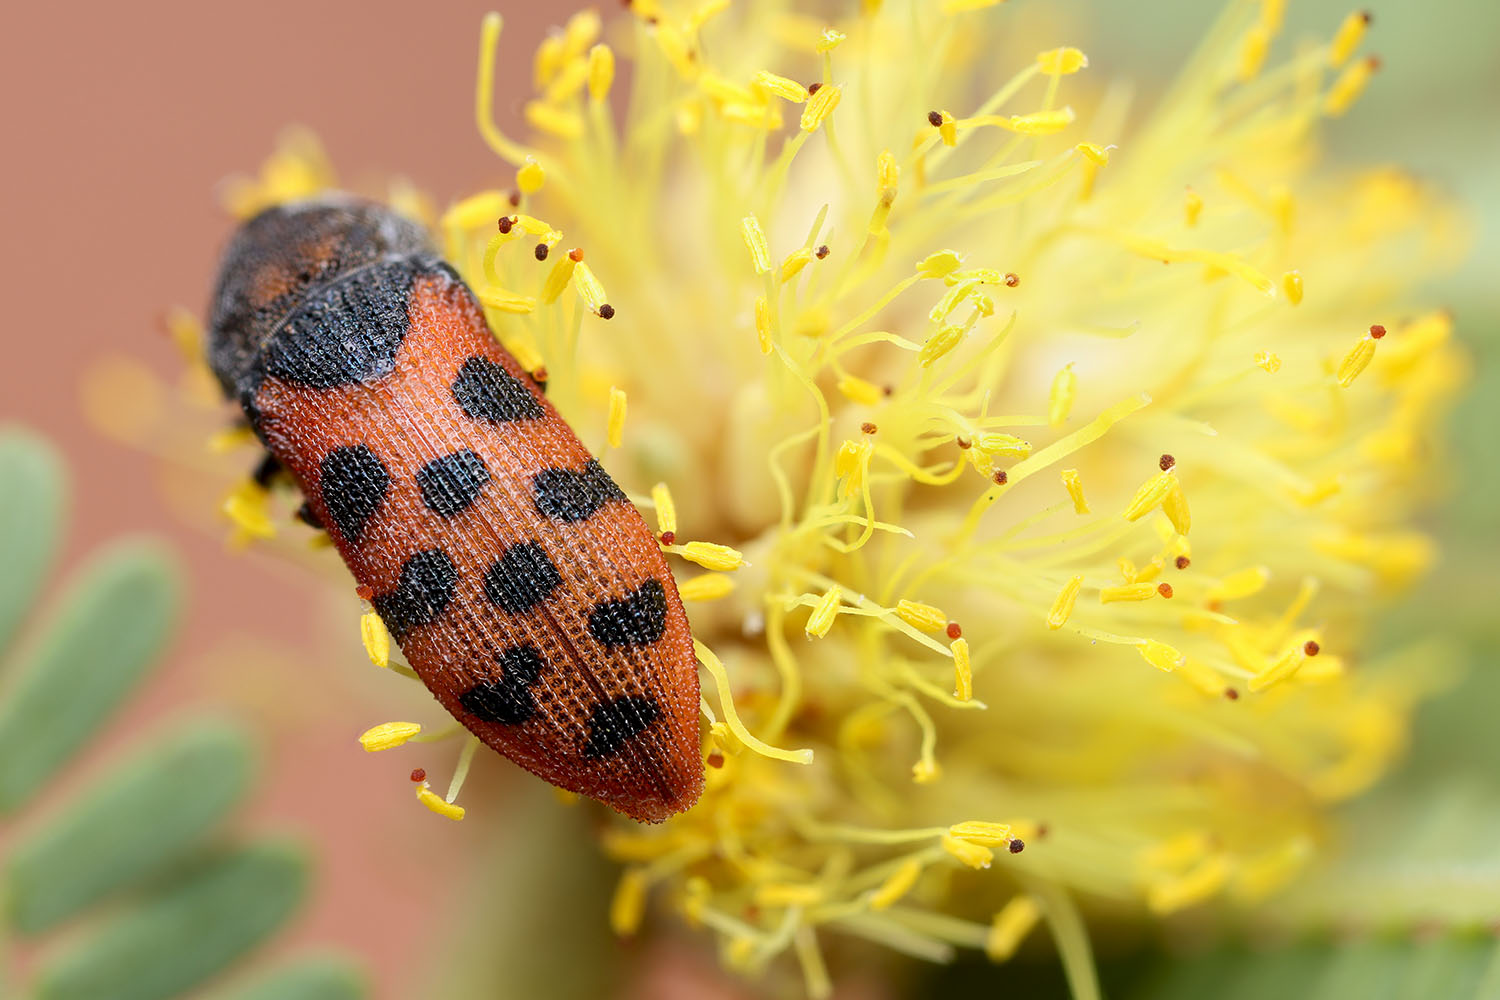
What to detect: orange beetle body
<box><xmin>207</xmin><ymin>199</ymin><xmax>703</xmax><ymax>822</ymax></box>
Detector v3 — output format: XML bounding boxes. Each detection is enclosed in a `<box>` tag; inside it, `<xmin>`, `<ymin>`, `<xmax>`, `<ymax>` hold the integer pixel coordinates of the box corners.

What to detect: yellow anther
<box><xmin>1036</xmin><ymin>47</ymin><xmax>1088</xmax><ymax>75</ymax></box>
<box><xmin>573</xmin><ymin>262</ymin><xmax>609</xmax><ymax>315</ymax></box>
<box><xmin>877</xmin><ymin>149</ymin><xmax>900</xmax><ymax>195</ymax></box>
<box><xmin>1260</xmin><ymin>0</ymin><xmax>1287</xmax><ymax>31</ymax></box>
<box><xmin>949</xmin><ymin>820</ymin><xmax>1012</xmax><ymax>847</ymax></box>
<box><xmin>678</xmin><ymin>573</ymin><xmax>736</xmax><ymax>602</ymax></box>
<box><xmin>650</xmin><ymin>483</ymin><xmax>677</xmax><ymax>536</ymax></box>
<box><xmin>951</xmin><ymin>638</ymin><xmax>973</xmax><ymax>701</ymax></box>
<box><xmin>1174</xmin><ymin>657</ymin><xmax>1231</xmax><ymax>697</ymax></box>
<box><xmin>1208</xmin><ymin>566</ymin><xmax>1270</xmax><ymax>601</ymax></box>
<box><xmin>539</xmin><ymin>255</ymin><xmax>577</xmax><ymax>304</ymax></box>
<box><xmin>208</xmin><ymin>425</ymin><xmax>257</xmax><ymax>453</ymax></box>
<box><xmin>690</xmin><ymin>0</ymin><xmax>729</xmax><ymax>28</ymax></box>
<box><xmin>834</xmin><ymin>438</ymin><xmax>872</xmax><ymax>498</ymax></box>
<box><xmin>587</xmin><ymin>44</ymin><xmax>615</xmax><ymax>101</ymax></box>
<box><xmin>942</xmin><ymin>0</ymin><xmax>1005</xmax><ymax>12</ymax></box>
<box><xmin>653</xmin><ymin>20</ymin><xmax>699</xmax><ymax>80</ymax></box>
<box><xmin>525</xmin><ymin>101</ymin><xmax>583</xmax><ymax>140</ymax></box>
<box><xmin>935</xmin><ymin>110</ymin><xmax>958</xmax><ymax>147</ymax></box>
<box><xmin>1184</xmin><ymin>188</ymin><xmax>1204</xmax><ymax>227</ymax></box>
<box><xmin>1269</xmin><ymin>185</ymin><xmax>1295</xmax><ymax>234</ymax></box>
<box><xmin>1048</xmin><ymin>363</ymin><xmax>1077</xmax><ymax>427</ymax></box>
<box><xmin>1248</xmin><ymin>646</ymin><xmax>1308</xmax><ymax>692</ymax></box>
<box><xmin>940</xmin><ymin>832</ymin><xmax>993</xmax><ymax>870</ymax></box>
<box><xmin>223</xmin><ymin>482</ymin><xmax>275</xmax><ymax>540</ymax></box>
<box><xmin>1163</xmin><ymin>479</ymin><xmax>1191</xmax><ymax>535</ymax></box>
<box><xmin>533</xmin><ymin>34</ymin><xmax>565</xmax><ymax>91</ymax></box>
<box><xmin>805</xmin><ymin>586</ymin><xmax>842</xmax><ymax>638</ymax></box>
<box><xmin>415</xmin><ymin>783</ymin><xmax>465</xmax><ymax>821</ymax></box>
<box><xmin>1137</xmin><ymin>640</ymin><xmax>1185</xmax><ymax>673</ymax></box>
<box><xmin>1282</xmin><ymin>270</ymin><xmax>1304</xmax><ymax>305</ymax></box>
<box><xmin>781</xmin><ymin>247</ymin><xmax>815</xmax><ymax>283</ymax></box>
<box><xmin>1255</xmin><ymin>350</ymin><xmax>1282</xmax><ymax>373</ymax></box>
<box><xmin>478</xmin><ymin>287</ymin><xmax>537</xmax><ymax>314</ymax></box>
<box><xmin>754</xmin><ymin>297</ymin><xmax>773</xmax><ymax>354</ymax></box>
<box><xmin>1100</xmin><ymin>583</ymin><xmax>1157</xmax><ymax>604</ymax></box>
<box><xmin>607</xmin><ymin>386</ymin><xmax>627</xmax><ymax>448</ymax></box>
<box><xmin>895</xmin><ymin>599</ymin><xmax>948</xmax><ymax>633</ymax></box>
<box><xmin>1237</xmin><ymin>24</ymin><xmax>1271</xmax><ymax>81</ymax></box>
<box><xmin>360</xmin><ymin>611</ymin><xmax>391</xmax><ymax>668</ymax></box>
<box><xmin>919</xmin><ymin>326</ymin><xmax>964</xmax><ymax>367</ymax></box>
<box><xmin>563</xmin><ymin>8</ymin><xmax>601</xmax><ymax>57</ymax></box>
<box><xmin>1123</xmin><ymin>470</ymin><xmax>1175</xmax><ymax>521</ymax></box>
<box><xmin>918</xmin><ymin>250</ymin><xmax>962</xmax><ymax>279</ymax></box>
<box><xmin>1325</xmin><ymin>56</ymin><xmax>1377</xmax><ymax>117</ymax></box>
<box><xmin>973</xmin><ymin>432</ymin><xmax>1031</xmax><ymax>459</ymax></box>
<box><xmin>837</xmin><ymin>374</ymin><xmax>883</xmax><ymax>406</ymax></box>
<box><xmin>985</xmin><ymin>896</ymin><xmax>1042</xmax><ymax>962</ymax></box>
<box><xmin>1060</xmin><ymin>469</ymin><xmax>1090</xmax><ymax>514</ymax></box>
<box><xmin>1336</xmin><ymin>333</ymin><xmax>1378</xmax><ymax>387</ymax></box>
<box><xmin>753</xmin><ymin>70</ymin><xmax>809</xmax><ymax>103</ymax></box>
<box><xmin>1147</xmin><ymin>854</ymin><xmax>1229</xmax><ymax>913</ymax></box>
<box><xmin>741</xmin><ymin>215</ymin><xmax>772</xmax><ymax>273</ymax></box>
<box><xmin>1075</xmin><ymin>142</ymin><xmax>1110</xmax><ymax>166</ymax></box>
<box><xmin>1330</xmin><ymin>11</ymin><xmax>1371</xmax><ymax>68</ymax></box>
<box><xmin>870</xmin><ymin>859</ymin><xmax>923</xmax><ymax>911</ymax></box>
<box><xmin>610</xmin><ymin>868</ymin><xmax>648</xmax><ymax>935</ymax></box>
<box><xmin>800</xmin><ymin>83</ymin><xmax>842</xmax><ymax>132</ymax></box>
<box><xmin>679</xmin><ymin>541</ymin><xmax>748</xmax><ymax>572</ymax></box>
<box><xmin>755</xmin><ymin>882</ymin><xmax>825</xmax><ymax>907</ymax></box>
<box><xmin>1005</xmin><ymin>107</ymin><xmax>1075</xmax><ymax>135</ymax></box>
<box><xmin>359</xmin><ymin>721</ymin><xmax>421</xmax><ymax>752</ymax></box>
<box><xmin>912</xmin><ymin>759</ymin><xmax>942</xmax><ymax>784</ymax></box>
<box><xmin>815</xmin><ymin>28</ymin><xmax>846</xmax><ymax>52</ymax></box>
<box><xmin>1047</xmin><ymin>576</ymin><xmax>1084</xmax><ymax>630</ymax></box>
<box><xmin>516</xmin><ymin>159</ymin><xmax>545</xmax><ymax>195</ymax></box>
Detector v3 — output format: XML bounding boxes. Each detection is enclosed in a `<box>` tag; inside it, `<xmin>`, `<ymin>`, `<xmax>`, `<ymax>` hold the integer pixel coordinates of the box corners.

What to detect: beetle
<box><xmin>206</xmin><ymin>197</ymin><xmax>704</xmax><ymax>822</ymax></box>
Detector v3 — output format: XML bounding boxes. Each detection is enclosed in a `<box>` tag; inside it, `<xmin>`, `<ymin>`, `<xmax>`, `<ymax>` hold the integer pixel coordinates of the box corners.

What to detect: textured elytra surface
<box><xmin>208</xmin><ymin>202</ymin><xmax>703</xmax><ymax>822</ymax></box>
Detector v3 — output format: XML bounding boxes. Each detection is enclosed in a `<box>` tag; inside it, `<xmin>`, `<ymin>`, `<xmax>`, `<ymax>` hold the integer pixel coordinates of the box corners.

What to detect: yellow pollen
<box><xmin>1255</xmin><ymin>350</ymin><xmax>1283</xmax><ymax>373</ymax></box>
<box><xmin>815</xmin><ymin>28</ymin><xmax>846</xmax><ymax>53</ymax></box>
<box><xmin>416</xmin><ymin>783</ymin><xmax>465</xmax><ymax>821</ymax></box>
<box><xmin>895</xmin><ymin>599</ymin><xmax>948</xmax><ymax>633</ymax></box>
<box><xmin>1336</xmin><ymin>333</ymin><xmax>1378</xmax><ymax>387</ymax></box>
<box><xmin>936</xmin><ymin>110</ymin><xmax>958</xmax><ymax>147</ymax></box>
<box><xmin>207</xmin><ymin>425</ymin><xmax>257</xmax><ymax>453</ymax></box>
<box><xmin>805</xmin><ymin>586</ymin><xmax>842</xmax><ymax>638</ymax></box>
<box><xmin>753</xmin><ymin>70</ymin><xmax>809</xmax><ymax>103</ymax></box>
<box><xmin>1325</xmin><ymin>57</ymin><xmax>1377</xmax><ymax>117</ymax></box>
<box><xmin>1123</xmin><ymin>469</ymin><xmax>1175</xmax><ymax>521</ymax></box>
<box><xmin>973</xmin><ymin>432</ymin><xmax>1031</xmax><ymax>459</ymax></box>
<box><xmin>941</xmin><ymin>833</ymin><xmax>993</xmax><ymax>870</ymax></box>
<box><xmin>800</xmin><ymin>83</ymin><xmax>842</xmax><ymax>132</ymax></box>
<box><xmin>951</xmin><ymin>637</ymin><xmax>973</xmax><ymax>701</ymax></box>
<box><xmin>587</xmin><ymin>44</ymin><xmax>615</xmax><ymax>101</ymax></box>
<box><xmin>1330</xmin><ymin>11</ymin><xmax>1370</xmax><ymax>68</ymax></box>
<box><xmin>985</xmin><ymin>896</ymin><xmax>1042</xmax><ymax>962</ymax></box>
<box><xmin>533</xmin><ymin>35</ymin><xmax>563</xmax><ymax>91</ymax></box>
<box><xmin>1162</xmin><ymin>478</ymin><xmax>1192</xmax><ymax>535</ymax></box>
<box><xmin>919</xmin><ymin>326</ymin><xmax>964</xmax><ymax>367</ymax></box>
<box><xmin>918</xmin><ymin>250</ymin><xmax>962</xmax><ymax>279</ymax></box>
<box><xmin>358</xmin><ymin>721</ymin><xmax>421</xmax><ymax>752</ymax></box>
<box><xmin>912</xmin><ymin>759</ymin><xmax>942</xmax><ymax>784</ymax></box>
<box><xmin>1184</xmin><ymin>188</ymin><xmax>1204</xmax><ymax>226</ymax></box>
<box><xmin>606</xmin><ymin>386</ymin><xmax>627</xmax><ymax>448</ymax></box>
<box><xmin>539</xmin><ymin>255</ymin><xmax>577</xmax><ymax>304</ymax></box>
<box><xmin>1248</xmin><ymin>646</ymin><xmax>1308</xmax><ymax>692</ymax></box>
<box><xmin>949</xmin><ymin>820</ymin><xmax>1012</xmax><ymax>847</ymax></box>
<box><xmin>573</xmin><ymin>262</ymin><xmax>608</xmax><ymax>315</ymax></box>
<box><xmin>1281</xmin><ymin>270</ymin><xmax>1304</xmax><ymax>305</ymax></box>
<box><xmin>1047</xmin><ymin>575</ymin><xmax>1084</xmax><ymax>629</ymax></box>
<box><xmin>741</xmin><ymin>215</ymin><xmax>772</xmax><ymax>273</ymax></box>
<box><xmin>650</xmin><ymin>482</ymin><xmax>678</xmax><ymax>536</ymax></box>
<box><xmin>870</xmin><ymin>859</ymin><xmax>923</xmax><ymax>911</ymax></box>
<box><xmin>1048</xmin><ymin>363</ymin><xmax>1077</xmax><ymax>428</ymax></box>
<box><xmin>1075</xmin><ymin>142</ymin><xmax>1110</xmax><ymax>167</ymax></box>
<box><xmin>678</xmin><ymin>573</ymin><xmax>736</xmax><ymax>602</ymax></box>
<box><xmin>610</xmin><ymin>868</ymin><xmax>649</xmax><ymax>935</ymax></box>
<box><xmin>516</xmin><ymin>159</ymin><xmax>545</xmax><ymax>194</ymax></box>
<box><xmin>1137</xmin><ymin>640</ymin><xmax>1185</xmax><ymax>673</ymax></box>
<box><xmin>1005</xmin><ymin>107</ymin><xmax>1076</xmax><ymax>135</ymax></box>
<box><xmin>781</xmin><ymin>247</ymin><xmax>815</xmax><ymax>282</ymax></box>
<box><xmin>678</xmin><ymin>541</ymin><xmax>747</xmax><ymax>572</ymax></box>
<box><xmin>1036</xmin><ymin>47</ymin><xmax>1088</xmax><ymax>75</ymax></box>
<box><xmin>1100</xmin><ymin>583</ymin><xmax>1157</xmax><ymax>604</ymax></box>
<box><xmin>223</xmin><ymin>481</ymin><xmax>275</xmax><ymax>541</ymax></box>
<box><xmin>1060</xmin><ymin>469</ymin><xmax>1090</xmax><ymax>514</ymax></box>
<box><xmin>360</xmin><ymin>611</ymin><xmax>391</xmax><ymax>668</ymax></box>
<box><xmin>877</xmin><ymin>149</ymin><xmax>900</xmax><ymax>195</ymax></box>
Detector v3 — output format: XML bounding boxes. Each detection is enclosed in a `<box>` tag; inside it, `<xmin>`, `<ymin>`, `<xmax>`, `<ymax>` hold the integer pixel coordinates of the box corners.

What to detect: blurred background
<box><xmin>0</xmin><ymin>1</ymin><xmax>1493</xmax><ymax>997</ymax></box>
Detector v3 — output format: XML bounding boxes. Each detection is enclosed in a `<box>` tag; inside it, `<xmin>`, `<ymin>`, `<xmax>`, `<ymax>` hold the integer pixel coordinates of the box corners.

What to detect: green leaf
<box><xmin>5</xmin><ymin>720</ymin><xmax>255</xmax><ymax>935</ymax></box>
<box><xmin>33</xmin><ymin>841</ymin><xmax>310</xmax><ymax>1000</ymax></box>
<box><xmin>1127</xmin><ymin>935</ymin><xmax>1500</xmax><ymax>1000</ymax></box>
<box><xmin>0</xmin><ymin>540</ymin><xmax>181</xmax><ymax>813</ymax></box>
<box><xmin>210</xmin><ymin>955</ymin><xmax>367</xmax><ymax>1000</ymax></box>
<box><xmin>0</xmin><ymin>427</ymin><xmax>66</xmax><ymax>655</ymax></box>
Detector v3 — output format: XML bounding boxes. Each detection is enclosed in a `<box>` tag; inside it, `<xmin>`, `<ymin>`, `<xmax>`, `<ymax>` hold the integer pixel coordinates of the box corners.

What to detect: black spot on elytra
<box><xmin>483</xmin><ymin>542</ymin><xmax>563</xmax><ymax>614</ymax></box>
<box><xmin>417</xmin><ymin>449</ymin><xmax>491</xmax><ymax>517</ymax></box>
<box><xmin>583</xmin><ymin>696</ymin><xmax>661</xmax><ymax>759</ymax></box>
<box><xmin>458</xmin><ymin>646</ymin><xmax>545</xmax><ymax>725</ymax></box>
<box><xmin>452</xmin><ymin>356</ymin><xmax>546</xmax><ymax>423</ymax></box>
<box><xmin>532</xmin><ymin>459</ymin><xmax>626</xmax><ymax>523</ymax></box>
<box><xmin>371</xmin><ymin>549</ymin><xmax>458</xmax><ymax>640</ymax></box>
<box><xmin>262</xmin><ymin>257</ymin><xmax>421</xmax><ymax>388</ymax></box>
<box><xmin>318</xmin><ymin>445</ymin><xmax>389</xmax><ymax>543</ymax></box>
<box><xmin>588</xmin><ymin>579</ymin><xmax>668</xmax><ymax>647</ymax></box>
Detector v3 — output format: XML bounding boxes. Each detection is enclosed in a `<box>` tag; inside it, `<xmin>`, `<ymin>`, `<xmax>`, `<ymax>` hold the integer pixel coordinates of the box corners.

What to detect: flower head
<box><xmin>170</xmin><ymin>0</ymin><xmax>1466</xmax><ymax>990</ymax></box>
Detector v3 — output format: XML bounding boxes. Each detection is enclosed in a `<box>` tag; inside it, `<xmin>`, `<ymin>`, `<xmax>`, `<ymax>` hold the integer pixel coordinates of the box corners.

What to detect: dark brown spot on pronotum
<box><xmin>816</xmin><ymin>244</ymin><xmax>830</xmax><ymax>259</ymax></box>
<box><xmin>534</xmin><ymin>243</ymin><xmax>549</xmax><ymax>261</ymax></box>
<box><xmin>1304</xmin><ymin>640</ymin><xmax>1321</xmax><ymax>656</ymax></box>
<box><xmin>860</xmin><ymin>422</ymin><xmax>877</xmax><ymax>434</ymax></box>
<box><xmin>598</xmin><ymin>303</ymin><xmax>616</xmax><ymax>320</ymax></box>
<box><xmin>1157</xmin><ymin>583</ymin><xmax>1174</xmax><ymax>598</ymax></box>
<box><xmin>927</xmin><ymin>110</ymin><xmax>943</xmax><ymax>127</ymax></box>
<box><xmin>497</xmin><ymin>216</ymin><xmax>514</xmax><ymax>234</ymax></box>
<box><xmin>992</xmin><ymin>470</ymin><xmax>1008</xmax><ymax>485</ymax></box>
<box><xmin>1159</xmin><ymin>453</ymin><xmax>1176</xmax><ymax>471</ymax></box>
<box><xmin>1008</xmin><ymin>839</ymin><xmax>1026</xmax><ymax>854</ymax></box>
<box><xmin>946</xmin><ymin>622</ymin><xmax>962</xmax><ymax>640</ymax></box>
<box><xmin>1175</xmin><ymin>555</ymin><xmax>1191</xmax><ymax>570</ymax></box>
<box><xmin>659</xmin><ymin>530</ymin><xmax>676</xmax><ymax>546</ymax></box>
<box><xmin>707</xmin><ymin>750</ymin><xmax>725</xmax><ymax>769</ymax></box>
<box><xmin>1004</xmin><ymin>272</ymin><xmax>1020</xmax><ymax>287</ymax></box>
<box><xmin>410</xmin><ymin>768</ymin><xmax>426</xmax><ymax>782</ymax></box>
<box><xmin>568</xmin><ymin>247</ymin><xmax>584</xmax><ymax>262</ymax></box>
<box><xmin>1369</xmin><ymin>324</ymin><xmax>1387</xmax><ymax>339</ymax></box>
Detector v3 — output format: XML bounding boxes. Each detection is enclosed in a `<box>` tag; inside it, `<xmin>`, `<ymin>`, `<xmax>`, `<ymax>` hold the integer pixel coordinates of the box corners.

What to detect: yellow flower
<box><xmin>178</xmin><ymin>0</ymin><xmax>1466</xmax><ymax>992</ymax></box>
